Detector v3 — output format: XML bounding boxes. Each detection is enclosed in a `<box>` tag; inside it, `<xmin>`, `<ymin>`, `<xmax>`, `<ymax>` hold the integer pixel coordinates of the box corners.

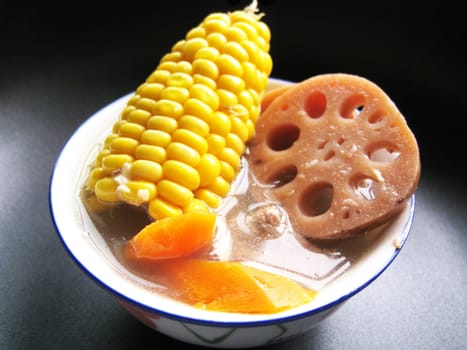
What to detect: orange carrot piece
<box><xmin>160</xmin><ymin>259</ymin><xmax>317</xmax><ymax>313</ymax></box>
<box><xmin>123</xmin><ymin>211</ymin><xmax>216</xmax><ymax>261</ymax></box>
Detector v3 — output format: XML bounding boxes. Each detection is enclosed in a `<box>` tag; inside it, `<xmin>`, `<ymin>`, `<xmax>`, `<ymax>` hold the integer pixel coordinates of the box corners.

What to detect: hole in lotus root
<box><xmin>340</xmin><ymin>93</ymin><xmax>365</xmax><ymax>119</ymax></box>
<box><xmin>304</xmin><ymin>91</ymin><xmax>327</xmax><ymax>118</ymax></box>
<box><xmin>367</xmin><ymin>142</ymin><xmax>400</xmax><ymax>162</ymax></box>
<box><xmin>350</xmin><ymin>174</ymin><xmax>377</xmax><ymax>200</ymax></box>
<box><xmin>368</xmin><ymin>109</ymin><xmax>385</xmax><ymax>124</ymax></box>
<box><xmin>323</xmin><ymin>150</ymin><xmax>335</xmax><ymax>161</ymax></box>
<box><xmin>318</xmin><ymin>139</ymin><xmax>328</xmax><ymax>149</ymax></box>
<box><xmin>266</xmin><ymin>124</ymin><xmax>300</xmax><ymax>151</ymax></box>
<box><xmin>266</xmin><ymin>164</ymin><xmax>298</xmax><ymax>188</ymax></box>
<box><xmin>299</xmin><ymin>182</ymin><xmax>333</xmax><ymax>217</ymax></box>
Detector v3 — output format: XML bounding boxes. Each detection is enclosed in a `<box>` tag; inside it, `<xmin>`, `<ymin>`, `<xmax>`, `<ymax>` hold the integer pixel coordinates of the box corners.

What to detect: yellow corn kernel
<box><xmin>172</xmin><ymin>129</ymin><xmax>208</xmax><ymax>155</ymax></box>
<box><xmin>256</xmin><ymin>33</ymin><xmax>270</xmax><ymax>52</ymax></box>
<box><xmin>163</xmin><ymin>160</ymin><xmax>200</xmax><ymax>190</ymax></box>
<box><xmin>87</xmin><ymin>167</ymin><xmax>105</xmax><ymax>190</ymax></box>
<box><xmin>183</xmin><ymin>98</ymin><xmax>214</xmax><ymax>123</ymax></box>
<box><xmin>157</xmin><ymin>61</ymin><xmax>177</xmax><ymax>72</ymax></box>
<box><xmin>84</xmin><ymin>1</ymin><xmax>272</xmax><ymax>220</ymax></box>
<box><xmin>157</xmin><ymin>179</ymin><xmax>194</xmax><ymax>207</ymax></box>
<box><xmin>149</xmin><ymin>198</ymin><xmax>183</xmax><ymax>220</ymax></box>
<box><xmin>130</xmin><ymin>160</ymin><xmax>163</xmax><ymax>183</ymax></box>
<box><xmin>103</xmin><ymin>134</ymin><xmax>118</xmax><ymax>148</ymax></box>
<box><xmin>160</xmin><ymin>51</ymin><xmax>182</xmax><ymax>64</ymax></box>
<box><xmin>118</xmin><ymin>122</ymin><xmax>145</xmax><ymax>140</ymax></box>
<box><xmin>197</xmin><ymin>154</ymin><xmax>221</xmax><ymax>187</ymax></box>
<box><xmin>109</xmin><ymin>137</ymin><xmax>139</xmax><ymax>155</ymax></box>
<box><xmin>230</xmin><ymin>115</ymin><xmax>249</xmax><ymax>142</ymax></box>
<box><xmin>224</xmin><ymin>26</ymin><xmax>248</xmax><ymax>42</ymax></box>
<box><xmin>94</xmin><ymin>149</ymin><xmax>110</xmax><ymax>167</ymax></box>
<box><xmin>206</xmin><ymin>133</ymin><xmax>225</xmax><ymax>155</ymax></box>
<box><xmin>186</xmin><ymin>26</ymin><xmax>205</xmax><ymax>39</ymax></box>
<box><xmin>216</xmin><ymin>88</ymin><xmax>238</xmax><ymax>108</ymax></box>
<box><xmin>141</xmin><ymin>129</ymin><xmax>171</xmax><ymax>148</ymax></box>
<box><xmin>102</xmin><ymin>154</ymin><xmax>133</xmax><ymax>174</ymax></box>
<box><xmin>127</xmin><ymin>94</ymin><xmax>140</xmax><ymax>105</ymax></box>
<box><xmin>171</xmin><ymin>39</ymin><xmax>186</xmax><ymax>53</ymax></box>
<box><xmin>206</xmin><ymin>32</ymin><xmax>227</xmax><ymax>51</ymax></box>
<box><xmin>233</xmin><ymin>21</ymin><xmax>258</xmax><ymax>42</ymax></box>
<box><xmin>146</xmin><ymin>69</ymin><xmax>171</xmax><ymax>84</ymax></box>
<box><xmin>153</xmin><ymin>99</ymin><xmax>184</xmax><ymax>119</ymax></box>
<box><xmin>160</xmin><ymin>86</ymin><xmax>190</xmax><ymax>104</ymax></box>
<box><xmin>236</xmin><ymin>90</ymin><xmax>254</xmax><ymax>113</ymax></box>
<box><xmin>135</xmin><ymin>98</ymin><xmax>157</xmax><ymax>113</ymax></box>
<box><xmin>147</xmin><ymin>116</ymin><xmax>178</xmax><ymax>133</ymax></box>
<box><xmin>225</xmin><ymin>132</ymin><xmax>245</xmax><ymax>155</ymax></box>
<box><xmin>182</xmin><ymin>38</ymin><xmax>208</xmax><ymax>61</ymax></box>
<box><xmin>241</xmin><ymin>40</ymin><xmax>260</xmax><ymax>66</ymax></box>
<box><xmin>203</xmin><ymin>18</ymin><xmax>230</xmax><ymax>35</ymax></box>
<box><xmin>121</xmin><ymin>105</ymin><xmax>136</xmax><ymax>120</ymax></box>
<box><xmin>223</xmin><ymin>41</ymin><xmax>249</xmax><ymax>63</ymax></box>
<box><xmin>166</xmin><ymin>72</ymin><xmax>194</xmax><ymax>88</ymax></box>
<box><xmin>135</xmin><ymin>144</ymin><xmax>166</xmax><ymax>163</ymax></box>
<box><xmin>208</xmin><ymin>176</ymin><xmax>231</xmax><ymax>197</ymax></box>
<box><xmin>210</xmin><ymin>111</ymin><xmax>231</xmax><ymax>136</ymax></box>
<box><xmin>189</xmin><ymin>84</ymin><xmax>219</xmax><ymax>111</ymax></box>
<box><xmin>166</xmin><ymin>142</ymin><xmax>201</xmax><ymax>167</ymax></box>
<box><xmin>118</xmin><ymin>180</ymin><xmax>157</xmax><ymax>205</ymax></box>
<box><xmin>192</xmin><ymin>58</ymin><xmax>219</xmax><ymax>80</ymax></box>
<box><xmin>246</xmin><ymin>119</ymin><xmax>255</xmax><ymax>140</ymax></box>
<box><xmin>261</xmin><ymin>50</ymin><xmax>273</xmax><ymax>75</ymax></box>
<box><xmin>178</xmin><ymin>115</ymin><xmax>210</xmax><ymax>137</ymax></box>
<box><xmin>193</xmin><ymin>74</ymin><xmax>217</xmax><ymax>91</ymax></box>
<box><xmin>241</xmin><ymin>62</ymin><xmax>262</xmax><ymax>92</ymax></box>
<box><xmin>183</xmin><ymin>198</ymin><xmax>209</xmax><ymax>213</ymax></box>
<box><xmin>204</xmin><ymin>12</ymin><xmax>231</xmax><ymax>24</ymax></box>
<box><xmin>220</xmin><ymin>160</ymin><xmax>235</xmax><ymax>183</ymax></box>
<box><xmin>216</xmin><ymin>54</ymin><xmax>243</xmax><ymax>76</ymax></box>
<box><xmin>174</xmin><ymin>61</ymin><xmax>193</xmax><ymax>75</ymax></box>
<box><xmin>218</xmin><ymin>74</ymin><xmax>246</xmax><ymax>95</ymax></box>
<box><xmin>229</xmin><ymin>9</ymin><xmax>255</xmax><ymax>24</ymax></box>
<box><xmin>219</xmin><ymin>147</ymin><xmax>241</xmax><ymax>171</ymax></box>
<box><xmin>194</xmin><ymin>188</ymin><xmax>220</xmax><ymax>208</ymax></box>
<box><xmin>256</xmin><ymin>20</ymin><xmax>271</xmax><ymax>41</ymax></box>
<box><xmin>94</xmin><ymin>177</ymin><xmax>120</xmax><ymax>203</ymax></box>
<box><xmin>112</xmin><ymin>120</ymin><xmax>126</xmax><ymax>134</ymax></box>
<box><xmin>137</xmin><ymin>83</ymin><xmax>165</xmax><ymax>100</ymax></box>
<box><xmin>248</xmin><ymin>104</ymin><xmax>260</xmax><ymax>123</ymax></box>
<box><xmin>248</xmin><ymin>87</ymin><xmax>261</xmax><ymax>105</ymax></box>
<box><xmin>126</xmin><ymin>109</ymin><xmax>151</xmax><ymax>126</ymax></box>
<box><xmin>228</xmin><ymin>104</ymin><xmax>249</xmax><ymax>123</ymax></box>
<box><xmin>194</xmin><ymin>47</ymin><xmax>220</xmax><ymax>62</ymax></box>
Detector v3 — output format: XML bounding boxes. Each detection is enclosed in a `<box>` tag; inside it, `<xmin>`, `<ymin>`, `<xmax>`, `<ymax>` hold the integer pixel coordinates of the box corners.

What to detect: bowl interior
<box><xmin>50</xmin><ymin>78</ymin><xmax>414</xmax><ymax>325</ymax></box>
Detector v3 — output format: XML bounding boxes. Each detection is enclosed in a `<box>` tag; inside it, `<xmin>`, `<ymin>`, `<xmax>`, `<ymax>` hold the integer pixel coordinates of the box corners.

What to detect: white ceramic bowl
<box><xmin>49</xmin><ymin>78</ymin><xmax>415</xmax><ymax>348</ymax></box>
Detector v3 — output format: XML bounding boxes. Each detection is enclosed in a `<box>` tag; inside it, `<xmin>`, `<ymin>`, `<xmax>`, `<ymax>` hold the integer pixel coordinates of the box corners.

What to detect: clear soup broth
<box><xmin>81</xmin><ymin>152</ymin><xmax>393</xmax><ymax>300</ymax></box>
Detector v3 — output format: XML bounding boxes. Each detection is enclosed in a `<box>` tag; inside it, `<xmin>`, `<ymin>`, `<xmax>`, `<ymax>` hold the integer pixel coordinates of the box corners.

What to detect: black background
<box><xmin>1</xmin><ymin>1</ymin><xmax>466</xmax><ymax>349</ymax></box>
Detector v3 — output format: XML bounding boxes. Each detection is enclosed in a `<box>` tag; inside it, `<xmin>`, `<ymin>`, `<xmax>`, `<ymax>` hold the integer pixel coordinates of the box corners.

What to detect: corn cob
<box><xmin>83</xmin><ymin>0</ymin><xmax>272</xmax><ymax>221</ymax></box>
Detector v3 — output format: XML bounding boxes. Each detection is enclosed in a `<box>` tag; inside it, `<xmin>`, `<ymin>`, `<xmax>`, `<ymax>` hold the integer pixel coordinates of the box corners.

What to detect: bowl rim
<box><xmin>49</xmin><ymin>77</ymin><xmax>416</xmax><ymax>327</ymax></box>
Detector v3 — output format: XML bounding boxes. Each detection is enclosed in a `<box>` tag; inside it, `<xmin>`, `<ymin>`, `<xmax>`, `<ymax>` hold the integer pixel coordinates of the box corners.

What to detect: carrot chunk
<box><xmin>160</xmin><ymin>259</ymin><xmax>317</xmax><ymax>313</ymax></box>
<box><xmin>123</xmin><ymin>211</ymin><xmax>216</xmax><ymax>260</ymax></box>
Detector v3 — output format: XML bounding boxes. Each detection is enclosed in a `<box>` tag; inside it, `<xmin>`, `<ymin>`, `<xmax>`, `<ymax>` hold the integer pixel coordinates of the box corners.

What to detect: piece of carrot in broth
<box><xmin>159</xmin><ymin>259</ymin><xmax>317</xmax><ymax>314</ymax></box>
<box><xmin>123</xmin><ymin>211</ymin><xmax>216</xmax><ymax>260</ymax></box>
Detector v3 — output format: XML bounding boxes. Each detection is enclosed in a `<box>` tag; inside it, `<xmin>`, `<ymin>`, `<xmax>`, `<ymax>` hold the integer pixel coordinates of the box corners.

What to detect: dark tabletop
<box><xmin>1</xmin><ymin>1</ymin><xmax>466</xmax><ymax>349</ymax></box>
